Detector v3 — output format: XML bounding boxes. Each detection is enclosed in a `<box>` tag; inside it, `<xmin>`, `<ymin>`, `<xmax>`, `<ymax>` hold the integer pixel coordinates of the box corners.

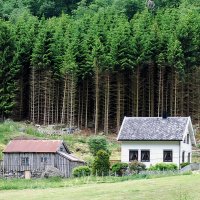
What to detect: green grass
<box><xmin>0</xmin><ymin>174</ymin><xmax>199</xmax><ymax>200</ymax></box>
<box><xmin>0</xmin><ymin>172</ymin><xmax>192</xmax><ymax>191</ymax></box>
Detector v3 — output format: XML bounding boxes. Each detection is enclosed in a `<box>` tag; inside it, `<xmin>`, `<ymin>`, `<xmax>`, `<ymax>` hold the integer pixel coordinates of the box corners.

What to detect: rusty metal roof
<box><xmin>3</xmin><ymin>140</ymin><xmax>64</xmax><ymax>153</ymax></box>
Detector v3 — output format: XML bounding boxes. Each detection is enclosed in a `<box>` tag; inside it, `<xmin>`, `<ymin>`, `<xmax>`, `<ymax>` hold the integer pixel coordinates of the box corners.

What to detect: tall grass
<box><xmin>0</xmin><ymin>172</ymin><xmax>192</xmax><ymax>191</ymax></box>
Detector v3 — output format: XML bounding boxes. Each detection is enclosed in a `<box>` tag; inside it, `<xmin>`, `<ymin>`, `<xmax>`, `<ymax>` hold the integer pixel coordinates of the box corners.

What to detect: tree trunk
<box><xmin>94</xmin><ymin>58</ymin><xmax>99</xmax><ymax>135</ymax></box>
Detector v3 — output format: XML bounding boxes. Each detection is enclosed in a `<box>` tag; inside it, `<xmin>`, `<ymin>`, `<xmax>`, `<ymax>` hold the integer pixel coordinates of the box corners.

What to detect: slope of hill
<box><xmin>0</xmin><ymin>121</ymin><xmax>120</xmax><ymax>161</ymax></box>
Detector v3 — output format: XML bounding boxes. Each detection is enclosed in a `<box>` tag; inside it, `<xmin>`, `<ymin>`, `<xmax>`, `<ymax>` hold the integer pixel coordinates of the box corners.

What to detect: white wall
<box><xmin>181</xmin><ymin>125</ymin><xmax>192</xmax><ymax>163</ymax></box>
<box><xmin>121</xmin><ymin>141</ymin><xmax>180</xmax><ymax>168</ymax></box>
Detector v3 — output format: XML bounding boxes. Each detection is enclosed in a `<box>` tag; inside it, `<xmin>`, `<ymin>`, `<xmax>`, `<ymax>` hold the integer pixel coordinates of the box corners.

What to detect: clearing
<box><xmin>0</xmin><ymin>175</ymin><xmax>200</xmax><ymax>200</ymax></box>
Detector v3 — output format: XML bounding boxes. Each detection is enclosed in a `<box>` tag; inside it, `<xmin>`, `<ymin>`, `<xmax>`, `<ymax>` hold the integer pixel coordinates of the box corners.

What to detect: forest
<box><xmin>0</xmin><ymin>0</ymin><xmax>200</xmax><ymax>134</ymax></box>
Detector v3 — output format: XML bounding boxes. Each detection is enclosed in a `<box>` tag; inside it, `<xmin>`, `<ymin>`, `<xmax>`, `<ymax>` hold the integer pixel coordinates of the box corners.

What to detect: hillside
<box><xmin>0</xmin><ymin>121</ymin><xmax>120</xmax><ymax>161</ymax></box>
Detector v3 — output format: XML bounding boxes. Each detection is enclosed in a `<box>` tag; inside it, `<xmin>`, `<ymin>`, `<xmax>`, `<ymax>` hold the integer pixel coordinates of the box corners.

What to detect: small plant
<box><xmin>149</xmin><ymin>163</ymin><xmax>177</xmax><ymax>171</ymax></box>
<box><xmin>111</xmin><ymin>162</ymin><xmax>128</xmax><ymax>176</ymax></box>
<box><xmin>92</xmin><ymin>150</ymin><xmax>110</xmax><ymax>176</ymax></box>
<box><xmin>180</xmin><ymin>162</ymin><xmax>190</xmax><ymax>169</ymax></box>
<box><xmin>129</xmin><ymin>161</ymin><xmax>146</xmax><ymax>173</ymax></box>
<box><xmin>88</xmin><ymin>136</ymin><xmax>110</xmax><ymax>156</ymax></box>
<box><xmin>196</xmin><ymin>143</ymin><xmax>200</xmax><ymax>149</ymax></box>
<box><xmin>72</xmin><ymin>166</ymin><xmax>91</xmax><ymax>177</ymax></box>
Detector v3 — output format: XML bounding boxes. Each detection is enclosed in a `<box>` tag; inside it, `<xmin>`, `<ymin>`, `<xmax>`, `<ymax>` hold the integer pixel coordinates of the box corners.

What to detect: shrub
<box><xmin>111</xmin><ymin>162</ymin><xmax>128</xmax><ymax>176</ymax></box>
<box><xmin>129</xmin><ymin>161</ymin><xmax>146</xmax><ymax>173</ymax></box>
<box><xmin>72</xmin><ymin>166</ymin><xmax>91</xmax><ymax>177</ymax></box>
<box><xmin>92</xmin><ymin>150</ymin><xmax>110</xmax><ymax>176</ymax></box>
<box><xmin>88</xmin><ymin>136</ymin><xmax>109</xmax><ymax>156</ymax></box>
<box><xmin>149</xmin><ymin>163</ymin><xmax>178</xmax><ymax>171</ymax></box>
<box><xmin>180</xmin><ymin>162</ymin><xmax>190</xmax><ymax>169</ymax></box>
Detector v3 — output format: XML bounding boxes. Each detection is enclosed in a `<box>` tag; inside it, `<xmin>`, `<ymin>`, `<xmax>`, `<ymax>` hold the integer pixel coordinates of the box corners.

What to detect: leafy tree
<box><xmin>92</xmin><ymin>150</ymin><xmax>110</xmax><ymax>176</ymax></box>
<box><xmin>88</xmin><ymin>136</ymin><xmax>109</xmax><ymax>156</ymax></box>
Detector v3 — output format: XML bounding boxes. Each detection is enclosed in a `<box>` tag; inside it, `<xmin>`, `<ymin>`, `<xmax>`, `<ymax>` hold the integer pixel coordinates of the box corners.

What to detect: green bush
<box><xmin>111</xmin><ymin>162</ymin><xmax>128</xmax><ymax>176</ymax></box>
<box><xmin>92</xmin><ymin>150</ymin><xmax>110</xmax><ymax>176</ymax></box>
<box><xmin>149</xmin><ymin>163</ymin><xmax>178</xmax><ymax>171</ymax></box>
<box><xmin>180</xmin><ymin>162</ymin><xmax>190</xmax><ymax>169</ymax></box>
<box><xmin>88</xmin><ymin>136</ymin><xmax>109</xmax><ymax>156</ymax></box>
<box><xmin>129</xmin><ymin>161</ymin><xmax>146</xmax><ymax>173</ymax></box>
<box><xmin>72</xmin><ymin>166</ymin><xmax>91</xmax><ymax>177</ymax></box>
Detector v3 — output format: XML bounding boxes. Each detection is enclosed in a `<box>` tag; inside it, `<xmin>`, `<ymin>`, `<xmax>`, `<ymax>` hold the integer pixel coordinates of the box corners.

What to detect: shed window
<box><xmin>141</xmin><ymin>150</ymin><xmax>150</xmax><ymax>162</ymax></box>
<box><xmin>163</xmin><ymin>150</ymin><xmax>173</xmax><ymax>162</ymax></box>
<box><xmin>129</xmin><ymin>150</ymin><xmax>138</xmax><ymax>161</ymax></box>
<box><xmin>60</xmin><ymin>147</ymin><xmax>64</xmax><ymax>151</ymax></box>
<box><xmin>21</xmin><ymin>157</ymin><xmax>29</xmax><ymax>166</ymax></box>
<box><xmin>41</xmin><ymin>157</ymin><xmax>48</xmax><ymax>163</ymax></box>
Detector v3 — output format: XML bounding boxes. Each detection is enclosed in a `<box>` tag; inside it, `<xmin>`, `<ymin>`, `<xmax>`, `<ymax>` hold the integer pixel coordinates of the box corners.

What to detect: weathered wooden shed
<box><xmin>3</xmin><ymin>139</ymin><xmax>84</xmax><ymax>178</ymax></box>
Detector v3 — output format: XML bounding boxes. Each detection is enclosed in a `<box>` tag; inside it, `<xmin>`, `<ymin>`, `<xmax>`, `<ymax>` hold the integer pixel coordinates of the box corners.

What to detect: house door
<box><xmin>182</xmin><ymin>151</ymin><xmax>185</xmax><ymax>163</ymax></box>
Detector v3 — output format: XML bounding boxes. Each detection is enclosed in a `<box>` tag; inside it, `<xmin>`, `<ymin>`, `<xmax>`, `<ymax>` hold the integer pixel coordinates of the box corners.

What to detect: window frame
<box><xmin>129</xmin><ymin>150</ymin><xmax>138</xmax><ymax>162</ymax></box>
<box><xmin>141</xmin><ymin>150</ymin><xmax>150</xmax><ymax>162</ymax></box>
<box><xmin>21</xmin><ymin>157</ymin><xmax>29</xmax><ymax>166</ymax></box>
<box><xmin>163</xmin><ymin>150</ymin><xmax>173</xmax><ymax>162</ymax></box>
<box><xmin>41</xmin><ymin>156</ymin><xmax>48</xmax><ymax>163</ymax></box>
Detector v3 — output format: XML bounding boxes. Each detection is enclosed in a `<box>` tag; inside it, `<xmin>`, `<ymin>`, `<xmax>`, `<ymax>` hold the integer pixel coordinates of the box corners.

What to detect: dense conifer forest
<box><xmin>0</xmin><ymin>0</ymin><xmax>200</xmax><ymax>133</ymax></box>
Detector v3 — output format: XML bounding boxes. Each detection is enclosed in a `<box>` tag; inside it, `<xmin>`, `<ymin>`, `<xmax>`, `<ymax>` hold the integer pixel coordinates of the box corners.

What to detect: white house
<box><xmin>117</xmin><ymin>117</ymin><xmax>196</xmax><ymax>168</ymax></box>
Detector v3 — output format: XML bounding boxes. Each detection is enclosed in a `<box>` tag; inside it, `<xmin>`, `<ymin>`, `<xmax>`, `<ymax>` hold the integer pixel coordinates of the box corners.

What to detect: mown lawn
<box><xmin>0</xmin><ymin>174</ymin><xmax>200</xmax><ymax>200</ymax></box>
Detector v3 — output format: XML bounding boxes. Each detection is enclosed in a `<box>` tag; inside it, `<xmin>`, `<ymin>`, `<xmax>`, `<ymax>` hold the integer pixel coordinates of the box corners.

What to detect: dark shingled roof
<box><xmin>117</xmin><ymin>117</ymin><xmax>189</xmax><ymax>141</ymax></box>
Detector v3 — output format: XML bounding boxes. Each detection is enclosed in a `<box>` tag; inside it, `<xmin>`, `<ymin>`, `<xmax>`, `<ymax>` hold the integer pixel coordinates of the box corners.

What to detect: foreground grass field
<box><xmin>0</xmin><ymin>175</ymin><xmax>200</xmax><ymax>200</ymax></box>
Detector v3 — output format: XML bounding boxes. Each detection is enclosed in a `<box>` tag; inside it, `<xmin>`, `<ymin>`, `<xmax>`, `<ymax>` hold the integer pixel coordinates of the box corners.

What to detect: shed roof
<box><xmin>3</xmin><ymin>140</ymin><xmax>69</xmax><ymax>153</ymax></box>
<box><xmin>58</xmin><ymin>151</ymin><xmax>85</xmax><ymax>163</ymax></box>
<box><xmin>117</xmin><ymin>117</ymin><xmax>193</xmax><ymax>142</ymax></box>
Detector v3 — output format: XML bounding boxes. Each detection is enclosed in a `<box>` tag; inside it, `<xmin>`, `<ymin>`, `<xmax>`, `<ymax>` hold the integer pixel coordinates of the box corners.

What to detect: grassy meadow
<box><xmin>0</xmin><ymin>174</ymin><xmax>200</xmax><ymax>200</ymax></box>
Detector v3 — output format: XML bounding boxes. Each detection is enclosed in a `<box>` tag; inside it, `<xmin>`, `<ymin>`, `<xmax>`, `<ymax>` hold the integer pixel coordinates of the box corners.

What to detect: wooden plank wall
<box><xmin>3</xmin><ymin>153</ymin><xmax>84</xmax><ymax>177</ymax></box>
<box><xmin>3</xmin><ymin>153</ymin><xmax>55</xmax><ymax>172</ymax></box>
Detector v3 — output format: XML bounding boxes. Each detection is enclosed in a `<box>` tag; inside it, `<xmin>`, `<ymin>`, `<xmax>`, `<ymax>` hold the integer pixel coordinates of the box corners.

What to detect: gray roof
<box><xmin>117</xmin><ymin>117</ymin><xmax>190</xmax><ymax>141</ymax></box>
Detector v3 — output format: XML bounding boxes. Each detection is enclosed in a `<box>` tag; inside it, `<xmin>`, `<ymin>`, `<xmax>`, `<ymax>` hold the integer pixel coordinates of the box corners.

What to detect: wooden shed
<box><xmin>3</xmin><ymin>139</ymin><xmax>84</xmax><ymax>178</ymax></box>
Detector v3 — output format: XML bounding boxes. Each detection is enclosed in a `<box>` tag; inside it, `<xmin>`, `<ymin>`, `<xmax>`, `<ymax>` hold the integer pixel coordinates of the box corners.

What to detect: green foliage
<box><xmin>0</xmin><ymin>19</ymin><xmax>18</xmax><ymax>118</ymax></box>
<box><xmin>180</xmin><ymin>162</ymin><xmax>190</xmax><ymax>169</ymax></box>
<box><xmin>92</xmin><ymin>150</ymin><xmax>110</xmax><ymax>176</ymax></box>
<box><xmin>111</xmin><ymin>162</ymin><xmax>128</xmax><ymax>176</ymax></box>
<box><xmin>149</xmin><ymin>163</ymin><xmax>178</xmax><ymax>171</ymax></box>
<box><xmin>88</xmin><ymin>136</ymin><xmax>109</xmax><ymax>156</ymax></box>
<box><xmin>72</xmin><ymin>166</ymin><xmax>91</xmax><ymax>177</ymax></box>
<box><xmin>129</xmin><ymin>161</ymin><xmax>146</xmax><ymax>173</ymax></box>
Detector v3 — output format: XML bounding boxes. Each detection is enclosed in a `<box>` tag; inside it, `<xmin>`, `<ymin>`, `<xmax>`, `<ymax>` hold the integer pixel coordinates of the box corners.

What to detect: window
<box><xmin>21</xmin><ymin>157</ymin><xmax>29</xmax><ymax>166</ymax></box>
<box><xmin>60</xmin><ymin>147</ymin><xmax>64</xmax><ymax>151</ymax></box>
<box><xmin>129</xmin><ymin>150</ymin><xmax>138</xmax><ymax>161</ymax></box>
<box><xmin>182</xmin><ymin>151</ymin><xmax>185</xmax><ymax>163</ymax></box>
<box><xmin>188</xmin><ymin>153</ymin><xmax>191</xmax><ymax>163</ymax></box>
<box><xmin>41</xmin><ymin>157</ymin><xmax>48</xmax><ymax>163</ymax></box>
<box><xmin>187</xmin><ymin>134</ymin><xmax>190</xmax><ymax>144</ymax></box>
<box><xmin>141</xmin><ymin>150</ymin><xmax>150</xmax><ymax>162</ymax></box>
<box><xmin>163</xmin><ymin>150</ymin><xmax>173</xmax><ymax>162</ymax></box>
